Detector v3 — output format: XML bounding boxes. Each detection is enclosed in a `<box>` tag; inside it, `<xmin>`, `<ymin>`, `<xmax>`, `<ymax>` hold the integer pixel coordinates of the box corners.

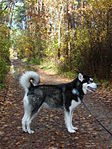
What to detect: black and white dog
<box><xmin>20</xmin><ymin>71</ymin><xmax>97</xmax><ymax>134</ymax></box>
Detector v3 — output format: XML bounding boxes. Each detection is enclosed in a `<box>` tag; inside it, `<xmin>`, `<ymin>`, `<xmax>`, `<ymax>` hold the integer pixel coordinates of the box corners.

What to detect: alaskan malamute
<box><xmin>20</xmin><ymin>71</ymin><xmax>97</xmax><ymax>134</ymax></box>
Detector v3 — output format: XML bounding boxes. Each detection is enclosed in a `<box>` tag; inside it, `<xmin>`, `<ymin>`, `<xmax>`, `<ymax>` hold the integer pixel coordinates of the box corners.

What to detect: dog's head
<box><xmin>77</xmin><ymin>73</ymin><xmax>97</xmax><ymax>94</ymax></box>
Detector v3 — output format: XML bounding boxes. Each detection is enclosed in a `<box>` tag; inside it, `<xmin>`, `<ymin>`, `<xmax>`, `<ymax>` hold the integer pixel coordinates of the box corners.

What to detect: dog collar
<box><xmin>75</xmin><ymin>89</ymin><xmax>79</xmax><ymax>96</ymax></box>
<box><xmin>72</xmin><ymin>89</ymin><xmax>79</xmax><ymax>96</ymax></box>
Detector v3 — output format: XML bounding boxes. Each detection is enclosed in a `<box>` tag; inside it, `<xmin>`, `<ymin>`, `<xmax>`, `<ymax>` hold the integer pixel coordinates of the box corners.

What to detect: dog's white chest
<box><xmin>69</xmin><ymin>98</ymin><xmax>81</xmax><ymax>111</ymax></box>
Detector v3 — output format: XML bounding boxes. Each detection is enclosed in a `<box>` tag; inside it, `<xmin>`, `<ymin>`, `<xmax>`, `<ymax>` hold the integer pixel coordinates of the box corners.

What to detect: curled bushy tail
<box><xmin>19</xmin><ymin>71</ymin><xmax>40</xmax><ymax>92</ymax></box>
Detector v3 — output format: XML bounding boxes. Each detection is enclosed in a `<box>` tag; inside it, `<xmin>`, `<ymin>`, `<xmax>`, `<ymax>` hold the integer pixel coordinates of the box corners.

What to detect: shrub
<box><xmin>0</xmin><ymin>26</ymin><xmax>10</xmax><ymax>89</ymax></box>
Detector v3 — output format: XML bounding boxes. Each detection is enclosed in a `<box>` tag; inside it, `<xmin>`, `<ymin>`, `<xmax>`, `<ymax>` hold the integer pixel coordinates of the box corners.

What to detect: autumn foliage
<box><xmin>0</xmin><ymin>25</ymin><xmax>10</xmax><ymax>87</ymax></box>
<box><xmin>0</xmin><ymin>0</ymin><xmax>112</xmax><ymax>81</ymax></box>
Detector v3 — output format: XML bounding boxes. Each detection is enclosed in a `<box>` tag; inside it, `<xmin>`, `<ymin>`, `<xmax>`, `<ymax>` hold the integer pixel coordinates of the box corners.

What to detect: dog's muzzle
<box><xmin>87</xmin><ymin>83</ymin><xmax>97</xmax><ymax>92</ymax></box>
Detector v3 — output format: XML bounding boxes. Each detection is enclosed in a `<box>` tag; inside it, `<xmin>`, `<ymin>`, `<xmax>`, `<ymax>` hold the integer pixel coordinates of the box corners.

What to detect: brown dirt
<box><xmin>0</xmin><ymin>59</ymin><xmax>112</xmax><ymax>149</ymax></box>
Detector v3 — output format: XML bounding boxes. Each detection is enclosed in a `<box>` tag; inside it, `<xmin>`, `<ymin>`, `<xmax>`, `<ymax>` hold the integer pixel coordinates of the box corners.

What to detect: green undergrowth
<box><xmin>0</xmin><ymin>26</ymin><xmax>10</xmax><ymax>91</ymax></box>
<box><xmin>57</xmin><ymin>69</ymin><xmax>77</xmax><ymax>79</ymax></box>
<box><xmin>29</xmin><ymin>58</ymin><xmax>77</xmax><ymax>79</ymax></box>
<box><xmin>28</xmin><ymin>58</ymin><xmax>112</xmax><ymax>87</ymax></box>
<box><xmin>29</xmin><ymin>57</ymin><xmax>41</xmax><ymax>65</ymax></box>
<box><xmin>99</xmin><ymin>80</ymin><xmax>111</xmax><ymax>88</ymax></box>
<box><xmin>0</xmin><ymin>83</ymin><xmax>5</xmax><ymax>90</ymax></box>
<box><xmin>39</xmin><ymin>60</ymin><xmax>57</xmax><ymax>72</ymax></box>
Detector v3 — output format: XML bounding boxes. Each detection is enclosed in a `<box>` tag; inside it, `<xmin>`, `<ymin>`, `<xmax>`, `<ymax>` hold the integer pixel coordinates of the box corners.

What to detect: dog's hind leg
<box><xmin>26</xmin><ymin>97</ymin><xmax>44</xmax><ymax>134</ymax></box>
<box><xmin>22</xmin><ymin>94</ymin><xmax>32</xmax><ymax>133</ymax></box>
<box><xmin>25</xmin><ymin>108</ymin><xmax>37</xmax><ymax>134</ymax></box>
<box><xmin>22</xmin><ymin>113</ymin><xmax>28</xmax><ymax>132</ymax></box>
<box><xmin>26</xmin><ymin>116</ymin><xmax>35</xmax><ymax>134</ymax></box>
<box><xmin>22</xmin><ymin>111</ymin><xmax>37</xmax><ymax>134</ymax></box>
<box><xmin>26</xmin><ymin>106</ymin><xmax>43</xmax><ymax>134</ymax></box>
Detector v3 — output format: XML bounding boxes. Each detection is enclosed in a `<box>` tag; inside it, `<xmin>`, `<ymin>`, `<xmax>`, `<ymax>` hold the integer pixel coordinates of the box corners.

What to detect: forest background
<box><xmin>0</xmin><ymin>0</ymin><xmax>112</xmax><ymax>88</ymax></box>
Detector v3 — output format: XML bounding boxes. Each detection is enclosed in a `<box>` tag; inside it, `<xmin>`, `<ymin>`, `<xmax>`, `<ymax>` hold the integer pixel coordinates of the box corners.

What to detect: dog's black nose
<box><xmin>96</xmin><ymin>83</ymin><xmax>101</xmax><ymax>87</ymax></box>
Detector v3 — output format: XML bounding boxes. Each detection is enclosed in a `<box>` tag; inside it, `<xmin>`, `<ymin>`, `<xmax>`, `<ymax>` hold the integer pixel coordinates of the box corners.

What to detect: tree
<box><xmin>9</xmin><ymin>0</ymin><xmax>112</xmax><ymax>79</ymax></box>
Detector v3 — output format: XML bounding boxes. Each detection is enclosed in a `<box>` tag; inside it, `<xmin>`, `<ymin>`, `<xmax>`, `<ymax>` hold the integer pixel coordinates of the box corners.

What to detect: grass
<box><xmin>58</xmin><ymin>69</ymin><xmax>77</xmax><ymax>79</ymax></box>
<box><xmin>29</xmin><ymin>57</ymin><xmax>40</xmax><ymax>65</ymax></box>
<box><xmin>0</xmin><ymin>83</ymin><xmax>5</xmax><ymax>90</ymax></box>
<box><xmin>27</xmin><ymin>57</ymin><xmax>112</xmax><ymax>87</ymax></box>
<box><xmin>28</xmin><ymin>57</ymin><xmax>77</xmax><ymax>79</ymax></box>
<box><xmin>99</xmin><ymin>79</ymin><xmax>110</xmax><ymax>88</ymax></box>
<box><xmin>39</xmin><ymin>60</ymin><xmax>56</xmax><ymax>71</ymax></box>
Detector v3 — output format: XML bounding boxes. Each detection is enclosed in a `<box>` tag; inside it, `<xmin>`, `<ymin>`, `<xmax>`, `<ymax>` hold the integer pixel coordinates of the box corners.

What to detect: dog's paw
<box><xmin>68</xmin><ymin>128</ymin><xmax>76</xmax><ymax>133</ymax></box>
<box><xmin>23</xmin><ymin>129</ymin><xmax>28</xmax><ymax>133</ymax></box>
<box><xmin>22</xmin><ymin>127</ymin><xmax>28</xmax><ymax>133</ymax></box>
<box><xmin>28</xmin><ymin>129</ymin><xmax>35</xmax><ymax>134</ymax></box>
<box><xmin>72</xmin><ymin>126</ymin><xmax>78</xmax><ymax>130</ymax></box>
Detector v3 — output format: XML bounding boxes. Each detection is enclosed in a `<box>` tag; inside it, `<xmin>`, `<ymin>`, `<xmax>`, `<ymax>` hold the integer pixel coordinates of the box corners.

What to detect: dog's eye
<box><xmin>89</xmin><ymin>80</ymin><xmax>93</xmax><ymax>83</ymax></box>
<box><xmin>90</xmin><ymin>78</ymin><xmax>93</xmax><ymax>82</ymax></box>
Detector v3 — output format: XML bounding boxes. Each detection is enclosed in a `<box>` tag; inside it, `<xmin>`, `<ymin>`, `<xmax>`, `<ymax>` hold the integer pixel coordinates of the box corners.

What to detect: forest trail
<box><xmin>0</xmin><ymin>59</ymin><xmax>112</xmax><ymax>149</ymax></box>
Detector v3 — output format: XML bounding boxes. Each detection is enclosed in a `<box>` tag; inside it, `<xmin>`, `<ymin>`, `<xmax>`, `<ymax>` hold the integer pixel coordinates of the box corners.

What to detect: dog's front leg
<box><xmin>69</xmin><ymin>99</ymin><xmax>81</xmax><ymax>131</ymax></box>
<box><xmin>70</xmin><ymin>110</ymin><xmax>74</xmax><ymax>129</ymax></box>
<box><xmin>64</xmin><ymin>110</ymin><xmax>76</xmax><ymax>133</ymax></box>
<box><xmin>70</xmin><ymin>110</ymin><xmax>78</xmax><ymax>131</ymax></box>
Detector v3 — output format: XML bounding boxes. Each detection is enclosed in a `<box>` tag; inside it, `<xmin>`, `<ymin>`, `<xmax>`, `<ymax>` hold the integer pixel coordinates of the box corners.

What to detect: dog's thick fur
<box><xmin>20</xmin><ymin>71</ymin><xmax>97</xmax><ymax>134</ymax></box>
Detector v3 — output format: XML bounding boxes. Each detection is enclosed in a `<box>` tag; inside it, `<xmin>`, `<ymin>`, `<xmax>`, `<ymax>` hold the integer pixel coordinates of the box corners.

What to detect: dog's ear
<box><xmin>78</xmin><ymin>73</ymin><xmax>84</xmax><ymax>82</ymax></box>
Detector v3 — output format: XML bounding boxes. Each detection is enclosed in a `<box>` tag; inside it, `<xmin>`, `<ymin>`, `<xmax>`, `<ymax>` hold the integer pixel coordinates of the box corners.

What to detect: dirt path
<box><xmin>0</xmin><ymin>59</ymin><xmax>112</xmax><ymax>149</ymax></box>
